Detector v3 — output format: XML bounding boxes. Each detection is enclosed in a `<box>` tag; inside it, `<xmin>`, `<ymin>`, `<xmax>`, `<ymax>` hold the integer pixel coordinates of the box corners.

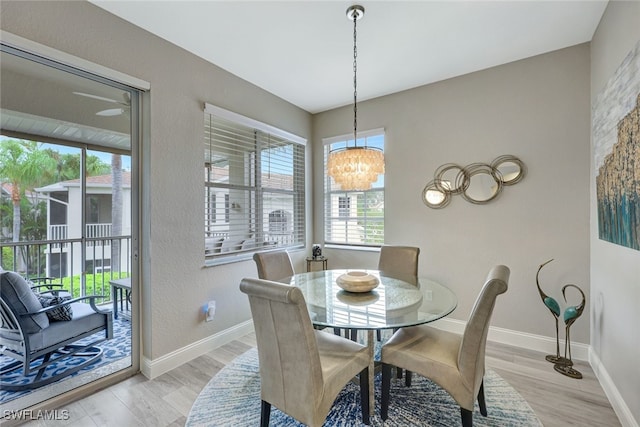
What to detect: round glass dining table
<box><xmin>282</xmin><ymin>269</ymin><xmax>458</xmax><ymax>331</ymax></box>
<box><xmin>281</xmin><ymin>269</ymin><xmax>457</xmax><ymax>417</ymax></box>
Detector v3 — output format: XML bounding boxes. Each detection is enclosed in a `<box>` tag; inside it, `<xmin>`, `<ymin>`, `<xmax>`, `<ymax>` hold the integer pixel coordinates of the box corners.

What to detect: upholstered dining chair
<box><xmin>240</xmin><ymin>278</ymin><xmax>370</xmax><ymax>426</ymax></box>
<box><xmin>378</xmin><ymin>245</ymin><xmax>420</xmax><ymax>279</ymax></box>
<box><xmin>355</xmin><ymin>245</ymin><xmax>420</xmax><ymax>343</ymax></box>
<box><xmin>253</xmin><ymin>250</ymin><xmax>294</xmax><ymax>282</ymax></box>
<box><xmin>380</xmin><ymin>265</ymin><xmax>510</xmax><ymax>427</ymax></box>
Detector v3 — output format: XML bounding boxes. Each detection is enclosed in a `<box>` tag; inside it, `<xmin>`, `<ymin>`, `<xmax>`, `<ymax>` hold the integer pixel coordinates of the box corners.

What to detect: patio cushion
<box><xmin>0</xmin><ymin>271</ymin><xmax>49</xmax><ymax>333</ymax></box>
<box><xmin>27</xmin><ymin>302</ymin><xmax>109</xmax><ymax>351</ymax></box>
<box><xmin>36</xmin><ymin>294</ymin><xmax>73</xmax><ymax>321</ymax></box>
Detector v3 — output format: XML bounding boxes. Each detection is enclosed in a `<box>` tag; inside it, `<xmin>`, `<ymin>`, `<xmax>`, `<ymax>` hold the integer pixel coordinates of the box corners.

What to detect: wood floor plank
<box><xmin>21</xmin><ymin>334</ymin><xmax>621</xmax><ymax>426</ymax></box>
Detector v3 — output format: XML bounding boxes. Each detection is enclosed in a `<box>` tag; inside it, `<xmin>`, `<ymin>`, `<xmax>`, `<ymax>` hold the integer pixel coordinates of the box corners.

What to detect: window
<box><xmin>338</xmin><ymin>196</ymin><xmax>351</xmax><ymax>217</ymax></box>
<box><xmin>204</xmin><ymin>103</ymin><xmax>306</xmax><ymax>261</ymax></box>
<box><xmin>324</xmin><ymin>129</ymin><xmax>384</xmax><ymax>246</ymax></box>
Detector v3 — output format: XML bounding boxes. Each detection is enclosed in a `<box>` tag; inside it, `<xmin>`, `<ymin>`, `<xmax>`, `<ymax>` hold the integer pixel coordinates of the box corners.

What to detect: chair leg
<box><xmin>376</xmin><ymin>329</ymin><xmax>382</xmax><ymax>341</ymax></box>
<box><xmin>260</xmin><ymin>400</ymin><xmax>271</xmax><ymax>427</ymax></box>
<box><xmin>350</xmin><ymin>328</ymin><xmax>358</xmax><ymax>342</ymax></box>
<box><xmin>359</xmin><ymin>367</ymin><xmax>370</xmax><ymax>425</ymax></box>
<box><xmin>477</xmin><ymin>380</ymin><xmax>487</xmax><ymax>416</ymax></box>
<box><xmin>381</xmin><ymin>363</ymin><xmax>392</xmax><ymax>421</ymax></box>
<box><xmin>405</xmin><ymin>370</ymin><xmax>412</xmax><ymax>387</ymax></box>
<box><xmin>461</xmin><ymin>407</ymin><xmax>473</xmax><ymax>427</ymax></box>
<box><xmin>396</xmin><ymin>367</ymin><xmax>403</xmax><ymax>379</ymax></box>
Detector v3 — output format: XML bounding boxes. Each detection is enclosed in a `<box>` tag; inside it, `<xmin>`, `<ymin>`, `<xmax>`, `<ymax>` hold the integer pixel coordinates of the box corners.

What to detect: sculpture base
<box><xmin>554</xmin><ymin>363</ymin><xmax>582</xmax><ymax>379</ymax></box>
<box><xmin>545</xmin><ymin>355</ymin><xmax>572</xmax><ymax>366</ymax></box>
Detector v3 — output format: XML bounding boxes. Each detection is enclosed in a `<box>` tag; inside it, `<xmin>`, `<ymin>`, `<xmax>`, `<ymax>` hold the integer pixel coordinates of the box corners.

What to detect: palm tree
<box><xmin>111</xmin><ymin>154</ymin><xmax>122</xmax><ymax>274</ymax></box>
<box><xmin>0</xmin><ymin>139</ymin><xmax>56</xmax><ymax>270</ymax></box>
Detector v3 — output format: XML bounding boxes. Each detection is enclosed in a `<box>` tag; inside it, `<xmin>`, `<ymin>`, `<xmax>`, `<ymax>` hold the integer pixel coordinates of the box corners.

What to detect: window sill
<box><xmin>323</xmin><ymin>244</ymin><xmax>381</xmax><ymax>253</ymax></box>
<box><xmin>203</xmin><ymin>253</ymin><xmax>254</xmax><ymax>268</ymax></box>
<box><xmin>203</xmin><ymin>244</ymin><xmax>305</xmax><ymax>268</ymax></box>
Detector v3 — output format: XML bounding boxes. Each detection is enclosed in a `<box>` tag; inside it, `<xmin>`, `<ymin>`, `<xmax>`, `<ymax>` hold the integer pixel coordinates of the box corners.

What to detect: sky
<box><xmin>0</xmin><ymin>136</ymin><xmax>131</xmax><ymax>172</ymax></box>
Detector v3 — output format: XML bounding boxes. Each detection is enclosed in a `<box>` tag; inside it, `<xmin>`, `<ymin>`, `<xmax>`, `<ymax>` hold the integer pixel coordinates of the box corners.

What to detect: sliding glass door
<box><xmin>0</xmin><ymin>44</ymin><xmax>139</xmax><ymax>412</ymax></box>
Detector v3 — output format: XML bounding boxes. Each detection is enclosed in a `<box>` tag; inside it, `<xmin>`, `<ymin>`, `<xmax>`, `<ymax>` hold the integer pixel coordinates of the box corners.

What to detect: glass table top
<box><xmin>283</xmin><ymin>269</ymin><xmax>458</xmax><ymax>330</ymax></box>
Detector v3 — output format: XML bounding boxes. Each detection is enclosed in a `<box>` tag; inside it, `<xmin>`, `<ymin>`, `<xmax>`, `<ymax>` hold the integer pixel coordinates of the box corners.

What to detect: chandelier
<box><xmin>327</xmin><ymin>5</ymin><xmax>384</xmax><ymax>191</ymax></box>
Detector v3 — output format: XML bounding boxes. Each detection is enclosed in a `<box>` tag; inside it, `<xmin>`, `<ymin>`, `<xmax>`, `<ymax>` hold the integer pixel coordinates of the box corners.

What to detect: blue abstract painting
<box><xmin>593</xmin><ymin>40</ymin><xmax>640</xmax><ymax>251</ymax></box>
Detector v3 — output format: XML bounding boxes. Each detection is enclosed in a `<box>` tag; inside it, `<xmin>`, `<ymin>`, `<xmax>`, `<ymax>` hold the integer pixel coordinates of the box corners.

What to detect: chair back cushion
<box><xmin>253</xmin><ymin>251</ymin><xmax>294</xmax><ymax>281</ymax></box>
<box><xmin>0</xmin><ymin>271</ymin><xmax>49</xmax><ymax>333</ymax></box>
<box><xmin>240</xmin><ymin>278</ymin><xmax>322</xmax><ymax>421</ymax></box>
<box><xmin>458</xmin><ymin>265</ymin><xmax>509</xmax><ymax>389</ymax></box>
<box><xmin>378</xmin><ymin>245</ymin><xmax>420</xmax><ymax>278</ymax></box>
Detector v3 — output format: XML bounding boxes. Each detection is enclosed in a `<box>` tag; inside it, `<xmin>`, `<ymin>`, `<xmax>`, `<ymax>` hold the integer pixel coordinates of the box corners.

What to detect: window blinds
<box><xmin>204</xmin><ymin>104</ymin><xmax>305</xmax><ymax>259</ymax></box>
<box><xmin>323</xmin><ymin>130</ymin><xmax>385</xmax><ymax>247</ymax></box>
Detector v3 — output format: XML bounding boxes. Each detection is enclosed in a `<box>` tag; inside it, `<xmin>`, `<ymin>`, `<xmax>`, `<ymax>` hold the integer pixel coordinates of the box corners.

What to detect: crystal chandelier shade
<box><xmin>327</xmin><ymin>5</ymin><xmax>384</xmax><ymax>191</ymax></box>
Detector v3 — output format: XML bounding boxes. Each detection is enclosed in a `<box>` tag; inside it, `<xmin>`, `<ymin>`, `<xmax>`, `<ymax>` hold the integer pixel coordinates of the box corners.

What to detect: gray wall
<box><xmin>4</xmin><ymin>8</ymin><xmax>637</xmax><ymax>422</ymax></box>
<box><xmin>590</xmin><ymin>1</ymin><xmax>640</xmax><ymax>422</ymax></box>
<box><xmin>313</xmin><ymin>44</ymin><xmax>592</xmax><ymax>344</ymax></box>
<box><xmin>0</xmin><ymin>0</ymin><xmax>313</xmax><ymax>360</ymax></box>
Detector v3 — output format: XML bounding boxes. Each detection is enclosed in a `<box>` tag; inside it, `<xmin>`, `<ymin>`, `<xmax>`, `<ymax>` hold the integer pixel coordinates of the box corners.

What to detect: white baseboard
<box><xmin>141</xmin><ymin>320</ymin><xmax>254</xmax><ymax>379</ymax></box>
<box><xmin>589</xmin><ymin>349</ymin><xmax>639</xmax><ymax>427</ymax></box>
<box><xmin>429</xmin><ymin>318</ymin><xmax>590</xmax><ymax>361</ymax></box>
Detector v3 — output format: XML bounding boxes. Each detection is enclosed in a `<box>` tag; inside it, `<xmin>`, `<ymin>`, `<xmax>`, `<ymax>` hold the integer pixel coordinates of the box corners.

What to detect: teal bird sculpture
<box><xmin>536</xmin><ymin>259</ymin><xmax>571</xmax><ymax>365</ymax></box>
<box><xmin>554</xmin><ymin>284</ymin><xmax>586</xmax><ymax>379</ymax></box>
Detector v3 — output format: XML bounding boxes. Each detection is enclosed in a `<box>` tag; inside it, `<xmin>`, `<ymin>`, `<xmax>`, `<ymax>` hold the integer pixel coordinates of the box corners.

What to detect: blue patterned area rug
<box><xmin>187</xmin><ymin>348</ymin><xmax>542</xmax><ymax>426</ymax></box>
<box><xmin>0</xmin><ymin>317</ymin><xmax>131</xmax><ymax>404</ymax></box>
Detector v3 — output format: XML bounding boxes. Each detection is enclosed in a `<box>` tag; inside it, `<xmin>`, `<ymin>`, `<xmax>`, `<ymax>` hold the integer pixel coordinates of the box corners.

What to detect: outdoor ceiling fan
<box><xmin>72</xmin><ymin>91</ymin><xmax>130</xmax><ymax>116</ymax></box>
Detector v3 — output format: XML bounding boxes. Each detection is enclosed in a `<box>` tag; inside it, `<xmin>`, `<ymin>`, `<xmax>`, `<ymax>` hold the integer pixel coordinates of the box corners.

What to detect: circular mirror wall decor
<box><xmin>491</xmin><ymin>155</ymin><xmax>526</xmax><ymax>185</ymax></box>
<box><xmin>434</xmin><ymin>164</ymin><xmax>467</xmax><ymax>194</ymax></box>
<box><xmin>422</xmin><ymin>155</ymin><xmax>524</xmax><ymax>209</ymax></box>
<box><xmin>461</xmin><ymin>163</ymin><xmax>503</xmax><ymax>204</ymax></box>
<box><xmin>422</xmin><ymin>180</ymin><xmax>451</xmax><ymax>209</ymax></box>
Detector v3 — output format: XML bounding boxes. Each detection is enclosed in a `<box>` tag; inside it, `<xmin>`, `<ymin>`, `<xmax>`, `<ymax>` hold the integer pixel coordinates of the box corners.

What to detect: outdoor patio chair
<box><xmin>28</xmin><ymin>276</ymin><xmax>69</xmax><ymax>296</ymax></box>
<box><xmin>0</xmin><ymin>270</ymin><xmax>113</xmax><ymax>391</ymax></box>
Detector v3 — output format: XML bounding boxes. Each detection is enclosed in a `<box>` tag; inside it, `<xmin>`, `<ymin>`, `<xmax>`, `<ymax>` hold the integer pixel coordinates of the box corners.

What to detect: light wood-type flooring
<box><xmin>27</xmin><ymin>333</ymin><xmax>620</xmax><ymax>427</ymax></box>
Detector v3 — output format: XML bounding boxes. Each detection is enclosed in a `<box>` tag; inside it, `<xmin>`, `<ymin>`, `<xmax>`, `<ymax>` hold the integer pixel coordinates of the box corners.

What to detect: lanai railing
<box><xmin>0</xmin><ymin>235</ymin><xmax>131</xmax><ymax>302</ymax></box>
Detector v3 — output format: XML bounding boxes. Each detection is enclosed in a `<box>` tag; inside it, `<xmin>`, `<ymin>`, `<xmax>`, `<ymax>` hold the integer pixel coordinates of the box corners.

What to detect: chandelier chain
<box><xmin>353</xmin><ymin>11</ymin><xmax>358</xmax><ymax>147</ymax></box>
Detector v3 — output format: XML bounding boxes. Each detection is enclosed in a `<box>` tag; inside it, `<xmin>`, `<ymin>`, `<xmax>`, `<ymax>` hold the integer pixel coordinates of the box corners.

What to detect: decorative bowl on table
<box><xmin>336</xmin><ymin>271</ymin><xmax>380</xmax><ymax>293</ymax></box>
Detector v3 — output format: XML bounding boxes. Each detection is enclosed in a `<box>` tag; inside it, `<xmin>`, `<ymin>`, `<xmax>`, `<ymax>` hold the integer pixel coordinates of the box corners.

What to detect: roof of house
<box><xmin>35</xmin><ymin>171</ymin><xmax>132</xmax><ymax>193</ymax></box>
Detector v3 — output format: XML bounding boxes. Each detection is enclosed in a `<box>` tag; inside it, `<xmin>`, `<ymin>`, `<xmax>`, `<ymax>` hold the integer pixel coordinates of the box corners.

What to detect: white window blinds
<box><xmin>204</xmin><ymin>104</ymin><xmax>306</xmax><ymax>260</ymax></box>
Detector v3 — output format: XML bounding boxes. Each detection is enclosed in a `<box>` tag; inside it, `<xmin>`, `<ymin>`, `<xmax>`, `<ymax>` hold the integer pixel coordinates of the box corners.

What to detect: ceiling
<box><xmin>90</xmin><ymin>1</ymin><xmax>608</xmax><ymax>114</ymax></box>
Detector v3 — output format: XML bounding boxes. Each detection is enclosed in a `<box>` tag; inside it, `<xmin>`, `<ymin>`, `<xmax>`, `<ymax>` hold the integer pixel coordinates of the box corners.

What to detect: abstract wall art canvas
<box><xmin>593</xmin><ymin>39</ymin><xmax>640</xmax><ymax>251</ymax></box>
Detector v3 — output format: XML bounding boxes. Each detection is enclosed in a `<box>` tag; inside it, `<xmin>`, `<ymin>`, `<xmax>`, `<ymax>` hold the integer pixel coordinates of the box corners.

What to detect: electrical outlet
<box><xmin>205</xmin><ymin>300</ymin><xmax>216</xmax><ymax>322</ymax></box>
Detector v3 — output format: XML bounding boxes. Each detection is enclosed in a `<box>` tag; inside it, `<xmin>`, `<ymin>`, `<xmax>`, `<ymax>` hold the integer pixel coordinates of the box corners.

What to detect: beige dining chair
<box><xmin>357</xmin><ymin>245</ymin><xmax>420</xmax><ymax>343</ymax></box>
<box><xmin>253</xmin><ymin>250</ymin><xmax>294</xmax><ymax>282</ymax></box>
<box><xmin>378</xmin><ymin>245</ymin><xmax>420</xmax><ymax>280</ymax></box>
<box><xmin>380</xmin><ymin>265</ymin><xmax>510</xmax><ymax>427</ymax></box>
<box><xmin>240</xmin><ymin>278</ymin><xmax>370</xmax><ymax>426</ymax></box>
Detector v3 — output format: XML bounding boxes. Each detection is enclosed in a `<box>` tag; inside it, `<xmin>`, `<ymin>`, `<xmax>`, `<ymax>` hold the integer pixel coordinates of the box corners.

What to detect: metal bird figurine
<box><xmin>554</xmin><ymin>284</ymin><xmax>586</xmax><ymax>379</ymax></box>
<box><xmin>536</xmin><ymin>259</ymin><xmax>571</xmax><ymax>365</ymax></box>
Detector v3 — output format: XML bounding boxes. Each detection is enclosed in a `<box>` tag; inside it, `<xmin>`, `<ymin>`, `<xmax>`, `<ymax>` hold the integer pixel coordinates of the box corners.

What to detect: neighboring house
<box><xmin>35</xmin><ymin>173</ymin><xmax>131</xmax><ymax>277</ymax></box>
<box><xmin>205</xmin><ymin>167</ymin><xmax>298</xmax><ymax>255</ymax></box>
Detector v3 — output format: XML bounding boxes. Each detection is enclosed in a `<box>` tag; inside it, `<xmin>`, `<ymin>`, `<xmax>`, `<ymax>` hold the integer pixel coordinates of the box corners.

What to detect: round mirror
<box><xmin>491</xmin><ymin>155</ymin><xmax>525</xmax><ymax>185</ymax></box>
<box><xmin>461</xmin><ymin>164</ymin><xmax>502</xmax><ymax>204</ymax></box>
<box><xmin>434</xmin><ymin>164</ymin><xmax>467</xmax><ymax>194</ymax></box>
<box><xmin>422</xmin><ymin>180</ymin><xmax>451</xmax><ymax>209</ymax></box>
